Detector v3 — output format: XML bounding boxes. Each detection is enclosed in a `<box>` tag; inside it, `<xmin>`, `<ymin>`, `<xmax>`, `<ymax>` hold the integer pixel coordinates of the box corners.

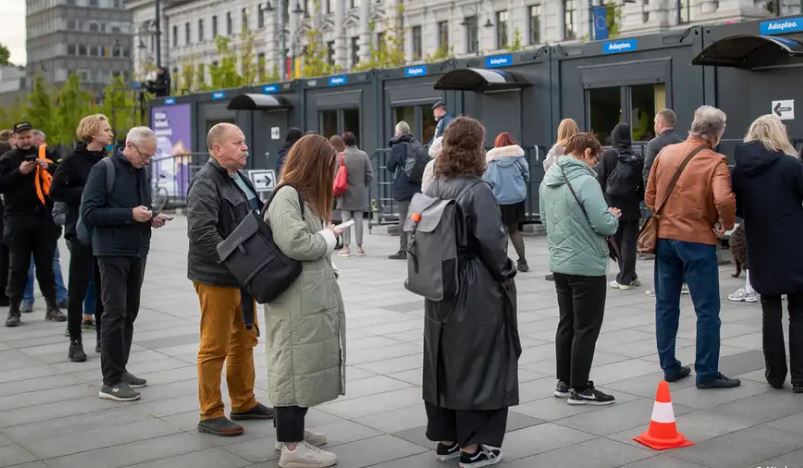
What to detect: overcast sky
<box><xmin>0</xmin><ymin>1</ymin><xmax>26</xmax><ymax>65</ymax></box>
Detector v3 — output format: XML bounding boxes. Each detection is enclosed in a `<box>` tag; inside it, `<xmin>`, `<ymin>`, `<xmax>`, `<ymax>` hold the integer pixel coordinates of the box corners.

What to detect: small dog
<box><xmin>730</xmin><ymin>223</ymin><xmax>747</xmax><ymax>278</ymax></box>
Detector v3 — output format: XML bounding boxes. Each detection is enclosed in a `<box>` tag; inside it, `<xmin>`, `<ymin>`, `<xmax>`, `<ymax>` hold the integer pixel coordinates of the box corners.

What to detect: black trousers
<box><xmin>554</xmin><ymin>273</ymin><xmax>606</xmax><ymax>391</ymax></box>
<box><xmin>274</xmin><ymin>406</ymin><xmax>308</xmax><ymax>442</ymax></box>
<box><xmin>425</xmin><ymin>402</ymin><xmax>508</xmax><ymax>448</ymax></box>
<box><xmin>0</xmin><ymin>240</ymin><xmax>8</xmax><ymax>300</ymax></box>
<box><xmin>67</xmin><ymin>240</ymin><xmax>103</xmax><ymax>343</ymax></box>
<box><xmin>5</xmin><ymin>216</ymin><xmax>60</xmax><ymax>304</ymax></box>
<box><xmin>614</xmin><ymin>219</ymin><xmax>639</xmax><ymax>285</ymax></box>
<box><xmin>761</xmin><ymin>293</ymin><xmax>803</xmax><ymax>386</ymax></box>
<box><xmin>98</xmin><ymin>256</ymin><xmax>146</xmax><ymax>386</ymax></box>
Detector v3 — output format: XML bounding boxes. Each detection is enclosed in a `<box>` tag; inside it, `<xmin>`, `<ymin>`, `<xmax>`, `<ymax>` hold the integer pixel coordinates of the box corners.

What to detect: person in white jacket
<box><xmin>543</xmin><ymin>118</ymin><xmax>580</xmax><ymax>172</ymax></box>
<box><xmin>421</xmin><ymin>137</ymin><xmax>443</xmax><ymax>193</ymax></box>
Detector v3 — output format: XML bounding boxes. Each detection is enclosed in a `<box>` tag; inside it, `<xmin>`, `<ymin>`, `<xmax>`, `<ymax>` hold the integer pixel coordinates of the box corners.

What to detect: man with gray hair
<box><xmin>386</xmin><ymin>120</ymin><xmax>425</xmax><ymax>259</ymax></box>
<box><xmin>82</xmin><ymin>126</ymin><xmax>170</xmax><ymax>402</ymax></box>
<box><xmin>643</xmin><ymin>108</ymin><xmax>683</xmax><ymax>188</ymax></box>
<box><xmin>645</xmin><ymin>105</ymin><xmax>739</xmax><ymax>390</ymax></box>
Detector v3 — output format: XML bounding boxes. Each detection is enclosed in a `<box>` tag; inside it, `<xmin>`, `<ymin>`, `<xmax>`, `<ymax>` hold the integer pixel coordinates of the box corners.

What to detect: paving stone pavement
<box><xmin>0</xmin><ymin>216</ymin><xmax>801</xmax><ymax>468</ymax></box>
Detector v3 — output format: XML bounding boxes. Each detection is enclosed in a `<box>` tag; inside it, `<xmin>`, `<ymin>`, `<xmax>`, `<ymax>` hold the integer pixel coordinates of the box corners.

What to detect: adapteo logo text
<box><xmin>486</xmin><ymin>55</ymin><xmax>512</xmax><ymax>67</ymax></box>
<box><xmin>404</xmin><ymin>66</ymin><xmax>427</xmax><ymax>77</ymax></box>
<box><xmin>767</xmin><ymin>20</ymin><xmax>798</xmax><ymax>32</ymax></box>
<box><xmin>328</xmin><ymin>76</ymin><xmax>347</xmax><ymax>86</ymax></box>
<box><xmin>606</xmin><ymin>41</ymin><xmax>634</xmax><ymax>52</ymax></box>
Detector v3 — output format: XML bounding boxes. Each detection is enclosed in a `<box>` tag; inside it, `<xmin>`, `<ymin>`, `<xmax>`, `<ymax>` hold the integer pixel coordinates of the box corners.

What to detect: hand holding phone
<box><xmin>333</xmin><ymin>219</ymin><xmax>355</xmax><ymax>234</ymax></box>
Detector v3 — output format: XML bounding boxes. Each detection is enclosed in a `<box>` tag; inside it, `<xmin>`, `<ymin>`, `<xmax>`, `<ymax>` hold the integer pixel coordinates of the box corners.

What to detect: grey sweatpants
<box><xmin>340</xmin><ymin>210</ymin><xmax>364</xmax><ymax>246</ymax></box>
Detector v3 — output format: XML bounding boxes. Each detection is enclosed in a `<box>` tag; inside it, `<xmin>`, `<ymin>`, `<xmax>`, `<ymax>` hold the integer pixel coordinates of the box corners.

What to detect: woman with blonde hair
<box><xmin>732</xmin><ymin>114</ymin><xmax>803</xmax><ymax>393</ymax></box>
<box><xmin>264</xmin><ymin>134</ymin><xmax>347</xmax><ymax>468</ymax></box>
<box><xmin>543</xmin><ymin>118</ymin><xmax>580</xmax><ymax>172</ymax></box>
<box><xmin>51</xmin><ymin>113</ymin><xmax>113</xmax><ymax>362</ymax></box>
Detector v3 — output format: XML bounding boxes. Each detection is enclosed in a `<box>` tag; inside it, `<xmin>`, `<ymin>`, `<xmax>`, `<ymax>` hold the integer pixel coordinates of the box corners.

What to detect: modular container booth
<box><xmin>694</xmin><ymin>15</ymin><xmax>803</xmax><ymax>155</ymax></box>
<box><xmin>552</xmin><ymin>27</ymin><xmax>705</xmax><ymax>152</ymax></box>
<box><xmin>432</xmin><ymin>49</ymin><xmax>553</xmax><ymax>222</ymax></box>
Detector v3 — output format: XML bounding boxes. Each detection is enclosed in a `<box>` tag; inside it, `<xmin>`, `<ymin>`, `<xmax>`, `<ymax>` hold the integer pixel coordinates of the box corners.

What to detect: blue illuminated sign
<box><xmin>404</xmin><ymin>66</ymin><xmax>427</xmax><ymax>77</ymax></box>
<box><xmin>328</xmin><ymin>75</ymin><xmax>348</xmax><ymax>86</ymax></box>
<box><xmin>485</xmin><ymin>54</ymin><xmax>513</xmax><ymax>68</ymax></box>
<box><xmin>263</xmin><ymin>84</ymin><xmax>279</xmax><ymax>94</ymax></box>
<box><xmin>164</xmin><ymin>98</ymin><xmax>176</xmax><ymax>105</ymax></box>
<box><xmin>211</xmin><ymin>91</ymin><xmax>226</xmax><ymax>100</ymax></box>
<box><xmin>602</xmin><ymin>39</ymin><xmax>638</xmax><ymax>54</ymax></box>
<box><xmin>760</xmin><ymin>17</ymin><xmax>803</xmax><ymax>35</ymax></box>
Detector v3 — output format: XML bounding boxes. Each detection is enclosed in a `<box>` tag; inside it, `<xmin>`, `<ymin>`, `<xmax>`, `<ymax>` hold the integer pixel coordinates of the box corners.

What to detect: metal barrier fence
<box><xmin>150</xmin><ymin>152</ymin><xmax>209</xmax><ymax>207</ymax></box>
<box><xmin>368</xmin><ymin>145</ymin><xmax>549</xmax><ymax>232</ymax></box>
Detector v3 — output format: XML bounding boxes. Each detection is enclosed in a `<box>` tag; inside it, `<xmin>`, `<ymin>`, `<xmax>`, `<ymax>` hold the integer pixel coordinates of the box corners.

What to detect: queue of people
<box><xmin>3</xmin><ymin>99</ymin><xmax>802</xmax><ymax>468</ymax></box>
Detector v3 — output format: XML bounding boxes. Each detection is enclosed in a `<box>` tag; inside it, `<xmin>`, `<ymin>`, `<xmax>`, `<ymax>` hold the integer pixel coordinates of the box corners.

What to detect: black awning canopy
<box><xmin>692</xmin><ymin>34</ymin><xmax>803</xmax><ymax>69</ymax></box>
<box><xmin>433</xmin><ymin>68</ymin><xmax>530</xmax><ymax>92</ymax></box>
<box><xmin>227</xmin><ymin>93</ymin><xmax>292</xmax><ymax>110</ymax></box>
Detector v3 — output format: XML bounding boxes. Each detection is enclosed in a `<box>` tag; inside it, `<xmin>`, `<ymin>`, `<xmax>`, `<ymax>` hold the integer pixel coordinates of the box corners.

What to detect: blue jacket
<box><xmin>81</xmin><ymin>149</ymin><xmax>152</xmax><ymax>258</ymax></box>
<box><xmin>483</xmin><ymin>145</ymin><xmax>529</xmax><ymax>205</ymax></box>
<box><xmin>539</xmin><ymin>156</ymin><xmax>619</xmax><ymax>276</ymax></box>
<box><xmin>433</xmin><ymin>113</ymin><xmax>455</xmax><ymax>141</ymax></box>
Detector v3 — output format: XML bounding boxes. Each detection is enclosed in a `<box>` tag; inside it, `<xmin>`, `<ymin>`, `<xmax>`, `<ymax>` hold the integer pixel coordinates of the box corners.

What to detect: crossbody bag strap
<box><xmin>559</xmin><ymin>165</ymin><xmax>592</xmax><ymax>222</ymax></box>
<box><xmin>261</xmin><ymin>183</ymin><xmax>306</xmax><ymax>219</ymax></box>
<box><xmin>653</xmin><ymin>145</ymin><xmax>707</xmax><ymax>216</ymax></box>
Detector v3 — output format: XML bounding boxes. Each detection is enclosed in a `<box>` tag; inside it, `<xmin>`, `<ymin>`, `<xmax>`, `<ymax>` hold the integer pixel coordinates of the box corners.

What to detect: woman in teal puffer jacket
<box><xmin>539</xmin><ymin>132</ymin><xmax>621</xmax><ymax>407</ymax></box>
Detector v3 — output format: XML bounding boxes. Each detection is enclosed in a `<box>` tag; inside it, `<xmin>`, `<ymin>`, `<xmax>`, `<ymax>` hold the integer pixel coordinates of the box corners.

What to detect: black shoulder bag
<box><xmin>217</xmin><ymin>184</ymin><xmax>306</xmax><ymax>304</ymax></box>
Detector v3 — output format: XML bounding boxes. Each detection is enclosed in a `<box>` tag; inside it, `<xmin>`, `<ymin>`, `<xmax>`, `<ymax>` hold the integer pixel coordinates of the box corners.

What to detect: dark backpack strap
<box><xmin>653</xmin><ymin>145</ymin><xmax>707</xmax><ymax>217</ymax></box>
<box><xmin>261</xmin><ymin>183</ymin><xmax>305</xmax><ymax>218</ymax></box>
<box><xmin>102</xmin><ymin>157</ymin><xmax>115</xmax><ymax>194</ymax></box>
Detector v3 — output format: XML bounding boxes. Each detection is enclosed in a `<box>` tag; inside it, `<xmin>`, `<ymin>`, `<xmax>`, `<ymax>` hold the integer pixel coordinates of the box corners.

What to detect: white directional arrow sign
<box><xmin>772</xmin><ymin>100</ymin><xmax>795</xmax><ymax>120</ymax></box>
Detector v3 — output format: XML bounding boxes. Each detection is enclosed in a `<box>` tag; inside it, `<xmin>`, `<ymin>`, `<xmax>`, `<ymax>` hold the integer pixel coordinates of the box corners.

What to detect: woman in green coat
<box><xmin>539</xmin><ymin>132</ymin><xmax>621</xmax><ymax>407</ymax></box>
<box><xmin>264</xmin><ymin>135</ymin><xmax>346</xmax><ymax>468</ymax></box>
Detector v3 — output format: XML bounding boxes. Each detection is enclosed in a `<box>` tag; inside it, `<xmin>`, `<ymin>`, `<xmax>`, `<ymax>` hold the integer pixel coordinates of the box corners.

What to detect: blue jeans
<box><xmin>24</xmin><ymin>248</ymin><xmax>68</xmax><ymax>304</ymax></box>
<box><xmin>655</xmin><ymin>238</ymin><xmax>721</xmax><ymax>384</ymax></box>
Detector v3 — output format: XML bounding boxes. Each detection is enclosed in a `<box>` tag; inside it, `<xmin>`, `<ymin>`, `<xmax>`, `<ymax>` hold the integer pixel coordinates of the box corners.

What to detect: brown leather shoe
<box><xmin>230</xmin><ymin>402</ymin><xmax>274</xmax><ymax>420</ymax></box>
<box><xmin>197</xmin><ymin>417</ymin><xmax>244</xmax><ymax>437</ymax></box>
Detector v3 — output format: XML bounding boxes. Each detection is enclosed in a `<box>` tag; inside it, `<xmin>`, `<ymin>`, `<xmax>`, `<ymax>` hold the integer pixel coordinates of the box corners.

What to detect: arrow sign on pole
<box><xmin>772</xmin><ymin>100</ymin><xmax>795</xmax><ymax>120</ymax></box>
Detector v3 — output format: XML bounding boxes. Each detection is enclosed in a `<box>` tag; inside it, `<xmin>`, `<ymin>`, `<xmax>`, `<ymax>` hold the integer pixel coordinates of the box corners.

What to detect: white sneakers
<box><xmin>728</xmin><ymin>288</ymin><xmax>759</xmax><ymax>303</ymax></box>
<box><xmin>275</xmin><ymin>430</ymin><xmax>327</xmax><ymax>451</ymax></box>
<box><xmin>610</xmin><ymin>279</ymin><xmax>641</xmax><ymax>290</ymax></box>
<box><xmin>279</xmin><ymin>441</ymin><xmax>336</xmax><ymax>468</ymax></box>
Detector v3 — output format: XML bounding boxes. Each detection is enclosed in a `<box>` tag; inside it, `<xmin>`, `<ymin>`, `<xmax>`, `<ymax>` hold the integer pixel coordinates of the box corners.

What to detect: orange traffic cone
<box><xmin>634</xmin><ymin>381</ymin><xmax>694</xmax><ymax>450</ymax></box>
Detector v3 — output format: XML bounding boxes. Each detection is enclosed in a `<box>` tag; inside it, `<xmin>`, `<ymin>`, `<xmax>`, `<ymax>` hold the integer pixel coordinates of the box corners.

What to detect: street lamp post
<box><xmin>155</xmin><ymin>0</ymin><xmax>162</xmax><ymax>68</ymax></box>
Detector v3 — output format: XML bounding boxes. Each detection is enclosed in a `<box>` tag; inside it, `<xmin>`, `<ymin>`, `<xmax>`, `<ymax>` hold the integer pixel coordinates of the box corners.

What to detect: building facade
<box><xmin>128</xmin><ymin>0</ymin><xmax>802</xmax><ymax>86</ymax></box>
<box><xmin>27</xmin><ymin>0</ymin><xmax>134</xmax><ymax>93</ymax></box>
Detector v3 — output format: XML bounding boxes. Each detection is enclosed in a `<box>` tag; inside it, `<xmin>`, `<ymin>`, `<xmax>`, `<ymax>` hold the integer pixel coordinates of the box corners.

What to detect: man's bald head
<box><xmin>207</xmin><ymin>123</ymin><xmax>249</xmax><ymax>174</ymax></box>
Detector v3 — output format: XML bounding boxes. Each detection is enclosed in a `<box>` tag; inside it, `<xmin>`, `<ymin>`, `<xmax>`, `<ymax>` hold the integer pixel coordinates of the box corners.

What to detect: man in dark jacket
<box><xmin>82</xmin><ymin>126</ymin><xmax>168</xmax><ymax>402</ymax></box>
<box><xmin>386</xmin><ymin>121</ymin><xmax>422</xmax><ymax>259</ymax></box>
<box><xmin>431</xmin><ymin>101</ymin><xmax>455</xmax><ymax>142</ymax></box>
<box><xmin>643</xmin><ymin>108</ymin><xmax>683</xmax><ymax>187</ymax></box>
<box><xmin>0</xmin><ymin>122</ymin><xmax>65</xmax><ymax>327</ymax></box>
<box><xmin>187</xmin><ymin>123</ymin><xmax>274</xmax><ymax>437</ymax></box>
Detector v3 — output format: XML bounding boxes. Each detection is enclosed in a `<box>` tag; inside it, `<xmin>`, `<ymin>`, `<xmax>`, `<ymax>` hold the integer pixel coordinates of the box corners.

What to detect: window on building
<box><xmin>242</xmin><ymin>7</ymin><xmax>248</xmax><ymax>31</ymax></box>
<box><xmin>111</xmin><ymin>25</ymin><xmax>120</xmax><ymax>33</ymax></box>
<box><xmin>226</xmin><ymin>12</ymin><xmax>233</xmax><ymax>35</ymax></box>
<box><xmin>89</xmin><ymin>0</ymin><xmax>98</xmax><ymax>6</ymax></box>
<box><xmin>678</xmin><ymin>0</ymin><xmax>691</xmax><ymax>24</ymax></box>
<box><xmin>327</xmin><ymin>41</ymin><xmax>335</xmax><ymax>66</ymax></box>
<box><xmin>350</xmin><ymin>0</ymin><xmax>355</xmax><ymax>8</ymax></box>
<box><xmin>89</xmin><ymin>22</ymin><xmax>99</xmax><ymax>32</ymax></box>
<box><xmin>78</xmin><ymin>44</ymin><xmax>87</xmax><ymax>56</ymax></box>
<box><xmin>258</xmin><ymin>5</ymin><xmax>265</xmax><ymax>28</ymax></box>
<box><xmin>67</xmin><ymin>19</ymin><xmax>75</xmax><ymax>30</ymax></box>
<box><xmin>303</xmin><ymin>0</ymin><xmax>310</xmax><ymax>17</ymax></box>
<box><xmin>529</xmin><ymin>3</ymin><xmax>541</xmax><ymax>44</ymax></box>
<box><xmin>185</xmin><ymin>22</ymin><xmax>190</xmax><ymax>45</ymax></box>
<box><xmin>67</xmin><ymin>44</ymin><xmax>76</xmax><ymax>55</ymax></box>
<box><xmin>496</xmin><ymin>10</ymin><xmax>508</xmax><ymax>49</ymax></box>
<box><xmin>437</xmin><ymin>21</ymin><xmax>449</xmax><ymax>52</ymax></box>
<box><xmin>465</xmin><ymin>15</ymin><xmax>478</xmax><ymax>54</ymax></box>
<box><xmin>563</xmin><ymin>0</ymin><xmax>577</xmax><ymax>40</ymax></box>
<box><xmin>212</xmin><ymin>15</ymin><xmax>218</xmax><ymax>36</ymax></box>
<box><xmin>172</xmin><ymin>25</ymin><xmax>178</xmax><ymax>47</ymax></box>
<box><xmin>101</xmin><ymin>23</ymin><xmax>107</xmax><ymax>32</ymax></box>
<box><xmin>377</xmin><ymin>31</ymin><xmax>385</xmax><ymax>49</ymax></box>
<box><xmin>89</xmin><ymin>45</ymin><xmax>98</xmax><ymax>56</ymax></box>
<box><xmin>411</xmin><ymin>25</ymin><xmax>422</xmax><ymax>60</ymax></box>
<box><xmin>326</xmin><ymin>0</ymin><xmax>332</xmax><ymax>13</ymax></box>
<box><xmin>198</xmin><ymin>19</ymin><xmax>204</xmax><ymax>41</ymax></box>
<box><xmin>351</xmin><ymin>36</ymin><xmax>360</xmax><ymax>67</ymax></box>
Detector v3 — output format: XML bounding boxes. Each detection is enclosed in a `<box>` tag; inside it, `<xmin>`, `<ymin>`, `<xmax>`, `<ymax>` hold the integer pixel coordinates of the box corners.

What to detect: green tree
<box><xmin>53</xmin><ymin>73</ymin><xmax>94</xmax><ymax>146</ymax></box>
<box><xmin>0</xmin><ymin>43</ymin><xmax>10</xmax><ymax>65</ymax></box>
<box><xmin>508</xmin><ymin>28</ymin><xmax>523</xmax><ymax>52</ymax></box>
<box><xmin>99</xmin><ymin>75</ymin><xmax>142</xmax><ymax>137</ymax></box>
<box><xmin>606</xmin><ymin>3</ymin><xmax>623</xmax><ymax>38</ymax></box>
<box><xmin>25</xmin><ymin>75</ymin><xmax>57</xmax><ymax>140</ymax></box>
<box><xmin>425</xmin><ymin>44</ymin><xmax>453</xmax><ymax>63</ymax></box>
<box><xmin>354</xmin><ymin>4</ymin><xmax>406</xmax><ymax>71</ymax></box>
<box><xmin>301</xmin><ymin>26</ymin><xmax>335</xmax><ymax>78</ymax></box>
<box><xmin>0</xmin><ymin>100</ymin><xmax>25</xmax><ymax>130</ymax></box>
<box><xmin>178</xmin><ymin>61</ymin><xmax>195</xmax><ymax>95</ymax></box>
<box><xmin>195</xmin><ymin>63</ymin><xmax>208</xmax><ymax>91</ymax></box>
<box><xmin>208</xmin><ymin>36</ymin><xmax>242</xmax><ymax>88</ymax></box>
<box><xmin>240</xmin><ymin>28</ymin><xmax>258</xmax><ymax>85</ymax></box>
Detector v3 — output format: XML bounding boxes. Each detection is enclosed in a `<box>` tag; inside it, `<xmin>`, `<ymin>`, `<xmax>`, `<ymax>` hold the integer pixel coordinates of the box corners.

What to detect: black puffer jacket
<box><xmin>81</xmin><ymin>149</ymin><xmax>152</xmax><ymax>258</ymax></box>
<box><xmin>50</xmin><ymin>143</ymin><xmax>106</xmax><ymax>240</ymax></box>
<box><xmin>422</xmin><ymin>176</ymin><xmax>520</xmax><ymax>410</ymax></box>
<box><xmin>597</xmin><ymin>123</ymin><xmax>644</xmax><ymax>221</ymax></box>
<box><xmin>186</xmin><ymin>158</ymin><xmax>262</xmax><ymax>286</ymax></box>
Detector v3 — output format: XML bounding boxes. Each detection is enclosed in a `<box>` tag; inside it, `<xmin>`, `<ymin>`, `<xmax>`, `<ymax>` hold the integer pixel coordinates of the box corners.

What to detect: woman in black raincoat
<box><xmin>422</xmin><ymin>116</ymin><xmax>520</xmax><ymax>468</ymax></box>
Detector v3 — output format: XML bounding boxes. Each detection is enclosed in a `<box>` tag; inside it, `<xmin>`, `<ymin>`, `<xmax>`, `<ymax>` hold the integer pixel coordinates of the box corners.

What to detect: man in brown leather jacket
<box><xmin>646</xmin><ymin>105</ymin><xmax>739</xmax><ymax>390</ymax></box>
